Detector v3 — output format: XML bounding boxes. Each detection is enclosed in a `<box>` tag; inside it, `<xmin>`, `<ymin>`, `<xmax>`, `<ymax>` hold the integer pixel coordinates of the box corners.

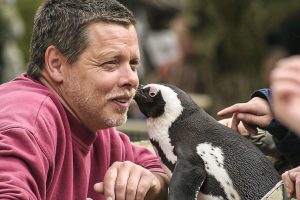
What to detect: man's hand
<box><xmin>94</xmin><ymin>161</ymin><xmax>168</xmax><ymax>200</ymax></box>
<box><xmin>270</xmin><ymin>56</ymin><xmax>300</xmax><ymax>135</ymax></box>
<box><xmin>282</xmin><ymin>166</ymin><xmax>300</xmax><ymax>199</ymax></box>
<box><xmin>217</xmin><ymin>97</ymin><xmax>273</xmax><ymax>135</ymax></box>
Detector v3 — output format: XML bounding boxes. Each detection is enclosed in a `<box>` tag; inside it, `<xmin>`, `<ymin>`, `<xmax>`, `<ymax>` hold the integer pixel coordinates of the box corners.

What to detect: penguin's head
<box><xmin>134</xmin><ymin>84</ymin><xmax>186</xmax><ymax>119</ymax></box>
<box><xmin>134</xmin><ymin>84</ymin><xmax>166</xmax><ymax>118</ymax></box>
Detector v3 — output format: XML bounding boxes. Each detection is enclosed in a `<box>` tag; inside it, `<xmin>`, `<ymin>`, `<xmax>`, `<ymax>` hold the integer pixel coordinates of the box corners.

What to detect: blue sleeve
<box><xmin>251</xmin><ymin>88</ymin><xmax>272</xmax><ymax>103</ymax></box>
<box><xmin>251</xmin><ymin>88</ymin><xmax>300</xmax><ymax>167</ymax></box>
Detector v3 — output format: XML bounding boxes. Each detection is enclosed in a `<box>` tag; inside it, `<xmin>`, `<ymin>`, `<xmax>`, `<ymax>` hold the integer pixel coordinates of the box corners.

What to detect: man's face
<box><xmin>60</xmin><ymin>22</ymin><xmax>140</xmax><ymax>132</ymax></box>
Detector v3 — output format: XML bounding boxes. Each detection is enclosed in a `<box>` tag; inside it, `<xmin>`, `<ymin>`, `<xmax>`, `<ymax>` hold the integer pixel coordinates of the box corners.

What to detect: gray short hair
<box><xmin>27</xmin><ymin>0</ymin><xmax>136</xmax><ymax>79</ymax></box>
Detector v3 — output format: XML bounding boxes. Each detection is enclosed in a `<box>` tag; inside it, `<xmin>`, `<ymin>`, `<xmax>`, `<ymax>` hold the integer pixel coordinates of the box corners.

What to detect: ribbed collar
<box><xmin>66</xmin><ymin>110</ymin><xmax>98</xmax><ymax>148</ymax></box>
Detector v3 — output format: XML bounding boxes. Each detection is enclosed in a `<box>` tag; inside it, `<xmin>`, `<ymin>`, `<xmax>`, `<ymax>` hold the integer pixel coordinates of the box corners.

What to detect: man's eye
<box><xmin>101</xmin><ymin>61</ymin><xmax>118</xmax><ymax>70</ymax></box>
<box><xmin>130</xmin><ymin>60</ymin><xmax>139</xmax><ymax>71</ymax></box>
<box><xmin>105</xmin><ymin>60</ymin><xmax>118</xmax><ymax>65</ymax></box>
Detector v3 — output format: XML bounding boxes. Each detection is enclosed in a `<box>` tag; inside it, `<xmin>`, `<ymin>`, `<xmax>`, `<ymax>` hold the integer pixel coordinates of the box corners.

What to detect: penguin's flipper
<box><xmin>168</xmin><ymin>156</ymin><xmax>206</xmax><ymax>200</ymax></box>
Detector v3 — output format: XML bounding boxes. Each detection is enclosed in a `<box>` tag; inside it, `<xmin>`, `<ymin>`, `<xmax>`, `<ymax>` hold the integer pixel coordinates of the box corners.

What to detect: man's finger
<box><xmin>125</xmin><ymin>169</ymin><xmax>142</xmax><ymax>200</ymax></box>
<box><xmin>94</xmin><ymin>182</ymin><xmax>104</xmax><ymax>193</ymax></box>
<box><xmin>114</xmin><ymin>162</ymin><xmax>131</xmax><ymax>200</ymax></box>
<box><xmin>103</xmin><ymin>166</ymin><xmax>118</xmax><ymax>200</ymax></box>
<box><xmin>136</xmin><ymin>174</ymin><xmax>153</xmax><ymax>200</ymax></box>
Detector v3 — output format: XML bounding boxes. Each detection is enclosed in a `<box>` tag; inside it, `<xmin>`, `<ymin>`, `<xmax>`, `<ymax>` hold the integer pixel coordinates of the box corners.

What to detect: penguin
<box><xmin>133</xmin><ymin>83</ymin><xmax>281</xmax><ymax>200</ymax></box>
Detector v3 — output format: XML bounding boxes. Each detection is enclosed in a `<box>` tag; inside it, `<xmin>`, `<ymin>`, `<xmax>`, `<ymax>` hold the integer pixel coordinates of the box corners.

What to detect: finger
<box><xmin>295</xmin><ymin>174</ymin><xmax>300</xmax><ymax>200</ymax></box>
<box><xmin>217</xmin><ymin>104</ymin><xmax>246</xmax><ymax>116</ymax></box>
<box><xmin>289</xmin><ymin>166</ymin><xmax>300</xmax><ymax>199</ymax></box>
<box><xmin>272</xmin><ymin>56</ymin><xmax>300</xmax><ymax>79</ymax></box>
<box><xmin>238</xmin><ymin>122</ymin><xmax>257</xmax><ymax>136</ymax></box>
<box><xmin>282</xmin><ymin>171</ymin><xmax>295</xmax><ymax>198</ymax></box>
<box><xmin>218</xmin><ymin>118</ymin><xmax>231</xmax><ymax>127</ymax></box>
<box><xmin>94</xmin><ymin>182</ymin><xmax>104</xmax><ymax>193</ymax></box>
<box><xmin>272</xmin><ymin>86</ymin><xmax>299</xmax><ymax>115</ymax></box>
<box><xmin>114</xmin><ymin>162</ymin><xmax>131</xmax><ymax>200</ymax></box>
<box><xmin>272</xmin><ymin>81</ymin><xmax>300</xmax><ymax>103</ymax></box>
<box><xmin>270</xmin><ymin>66</ymin><xmax>300</xmax><ymax>85</ymax></box>
<box><xmin>289</xmin><ymin>172</ymin><xmax>300</xmax><ymax>200</ymax></box>
<box><xmin>241</xmin><ymin>122</ymin><xmax>257</xmax><ymax>136</ymax></box>
<box><xmin>136</xmin><ymin>173</ymin><xmax>154</xmax><ymax>200</ymax></box>
<box><xmin>230</xmin><ymin>113</ymin><xmax>239</xmax><ymax>132</ymax></box>
<box><xmin>236</xmin><ymin>113</ymin><xmax>270</xmax><ymax>128</ymax></box>
<box><xmin>287</xmin><ymin>165</ymin><xmax>300</xmax><ymax>173</ymax></box>
<box><xmin>217</xmin><ymin>102</ymin><xmax>253</xmax><ymax>117</ymax></box>
<box><xmin>103</xmin><ymin>164</ymin><xmax>118</xmax><ymax>200</ymax></box>
<box><xmin>125</xmin><ymin>168</ymin><xmax>142</xmax><ymax>200</ymax></box>
<box><xmin>274</xmin><ymin>56</ymin><xmax>300</xmax><ymax>71</ymax></box>
<box><xmin>272</xmin><ymin>81</ymin><xmax>300</xmax><ymax>124</ymax></box>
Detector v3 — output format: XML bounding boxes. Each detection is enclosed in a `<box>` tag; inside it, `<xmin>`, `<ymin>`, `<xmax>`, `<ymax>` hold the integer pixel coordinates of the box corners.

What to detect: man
<box><xmin>0</xmin><ymin>0</ymin><xmax>168</xmax><ymax>200</ymax></box>
<box><xmin>218</xmin><ymin>55</ymin><xmax>300</xmax><ymax>199</ymax></box>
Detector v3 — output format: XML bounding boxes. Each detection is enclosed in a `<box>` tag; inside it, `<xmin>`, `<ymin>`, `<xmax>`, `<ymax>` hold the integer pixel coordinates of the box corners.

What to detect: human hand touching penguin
<box><xmin>218</xmin><ymin>97</ymin><xmax>273</xmax><ymax>136</ymax></box>
<box><xmin>134</xmin><ymin>83</ymin><xmax>281</xmax><ymax>200</ymax></box>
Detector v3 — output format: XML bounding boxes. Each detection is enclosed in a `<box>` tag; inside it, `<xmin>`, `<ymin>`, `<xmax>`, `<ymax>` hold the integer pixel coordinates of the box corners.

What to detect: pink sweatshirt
<box><xmin>0</xmin><ymin>74</ymin><xmax>163</xmax><ymax>200</ymax></box>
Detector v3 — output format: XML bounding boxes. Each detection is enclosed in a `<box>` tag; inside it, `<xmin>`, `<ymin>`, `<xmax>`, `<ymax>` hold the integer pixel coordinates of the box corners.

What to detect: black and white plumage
<box><xmin>134</xmin><ymin>83</ymin><xmax>280</xmax><ymax>200</ymax></box>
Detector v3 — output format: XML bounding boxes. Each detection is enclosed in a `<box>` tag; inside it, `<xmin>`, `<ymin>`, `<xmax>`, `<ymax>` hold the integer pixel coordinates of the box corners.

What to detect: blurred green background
<box><xmin>1</xmin><ymin>0</ymin><xmax>300</xmax><ymax>117</ymax></box>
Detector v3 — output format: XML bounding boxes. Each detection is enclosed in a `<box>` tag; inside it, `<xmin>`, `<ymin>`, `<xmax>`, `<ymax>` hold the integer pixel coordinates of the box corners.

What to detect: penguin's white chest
<box><xmin>196</xmin><ymin>143</ymin><xmax>240</xmax><ymax>200</ymax></box>
<box><xmin>152</xmin><ymin>145</ymin><xmax>173</xmax><ymax>179</ymax></box>
<box><xmin>147</xmin><ymin>123</ymin><xmax>178</xmax><ymax>164</ymax></box>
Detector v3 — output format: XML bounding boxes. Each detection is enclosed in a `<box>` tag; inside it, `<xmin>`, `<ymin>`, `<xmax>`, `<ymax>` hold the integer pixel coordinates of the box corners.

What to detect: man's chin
<box><xmin>104</xmin><ymin>115</ymin><xmax>127</xmax><ymax>128</ymax></box>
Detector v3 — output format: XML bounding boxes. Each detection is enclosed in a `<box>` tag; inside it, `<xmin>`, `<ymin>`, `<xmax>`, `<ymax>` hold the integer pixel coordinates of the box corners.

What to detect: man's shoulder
<box><xmin>1</xmin><ymin>74</ymin><xmax>52</xmax><ymax>102</ymax></box>
<box><xmin>0</xmin><ymin>75</ymin><xmax>68</xmax><ymax>158</ymax></box>
<box><xmin>0</xmin><ymin>74</ymin><xmax>65</xmax><ymax>130</ymax></box>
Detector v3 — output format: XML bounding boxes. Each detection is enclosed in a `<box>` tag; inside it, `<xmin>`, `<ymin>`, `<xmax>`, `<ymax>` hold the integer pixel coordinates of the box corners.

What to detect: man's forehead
<box><xmin>87</xmin><ymin>22</ymin><xmax>137</xmax><ymax>40</ymax></box>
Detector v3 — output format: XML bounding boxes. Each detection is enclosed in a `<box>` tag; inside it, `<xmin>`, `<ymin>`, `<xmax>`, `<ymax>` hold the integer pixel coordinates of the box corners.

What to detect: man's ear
<box><xmin>44</xmin><ymin>45</ymin><xmax>65</xmax><ymax>83</ymax></box>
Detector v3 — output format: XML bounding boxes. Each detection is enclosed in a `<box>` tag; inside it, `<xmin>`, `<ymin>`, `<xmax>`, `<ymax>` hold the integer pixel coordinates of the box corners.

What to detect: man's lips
<box><xmin>110</xmin><ymin>95</ymin><xmax>133</xmax><ymax>108</ymax></box>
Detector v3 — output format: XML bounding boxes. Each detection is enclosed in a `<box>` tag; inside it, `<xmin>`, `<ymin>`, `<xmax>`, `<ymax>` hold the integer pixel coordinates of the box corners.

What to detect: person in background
<box><xmin>218</xmin><ymin>55</ymin><xmax>300</xmax><ymax>199</ymax></box>
<box><xmin>270</xmin><ymin>56</ymin><xmax>300</xmax><ymax>134</ymax></box>
<box><xmin>270</xmin><ymin>55</ymin><xmax>300</xmax><ymax>199</ymax></box>
<box><xmin>119</xmin><ymin>0</ymin><xmax>188</xmax><ymax>85</ymax></box>
<box><xmin>0</xmin><ymin>0</ymin><xmax>168</xmax><ymax>200</ymax></box>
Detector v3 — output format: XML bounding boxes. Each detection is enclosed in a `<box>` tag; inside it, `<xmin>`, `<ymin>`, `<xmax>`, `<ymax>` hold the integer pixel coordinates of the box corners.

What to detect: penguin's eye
<box><xmin>149</xmin><ymin>92</ymin><xmax>157</xmax><ymax>97</ymax></box>
<box><xmin>148</xmin><ymin>86</ymin><xmax>159</xmax><ymax>97</ymax></box>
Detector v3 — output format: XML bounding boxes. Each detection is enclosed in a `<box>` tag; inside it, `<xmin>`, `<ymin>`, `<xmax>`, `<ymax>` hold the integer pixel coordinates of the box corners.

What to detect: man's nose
<box><xmin>119</xmin><ymin>64</ymin><xmax>139</xmax><ymax>89</ymax></box>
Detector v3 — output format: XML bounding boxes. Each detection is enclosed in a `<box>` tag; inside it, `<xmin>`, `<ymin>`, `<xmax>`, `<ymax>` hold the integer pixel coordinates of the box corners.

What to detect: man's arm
<box><xmin>0</xmin><ymin>127</ymin><xmax>49</xmax><ymax>199</ymax></box>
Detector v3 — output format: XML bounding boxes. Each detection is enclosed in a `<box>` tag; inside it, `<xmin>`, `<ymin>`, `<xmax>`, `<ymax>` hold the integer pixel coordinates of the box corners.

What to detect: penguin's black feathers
<box><xmin>134</xmin><ymin>83</ymin><xmax>280</xmax><ymax>200</ymax></box>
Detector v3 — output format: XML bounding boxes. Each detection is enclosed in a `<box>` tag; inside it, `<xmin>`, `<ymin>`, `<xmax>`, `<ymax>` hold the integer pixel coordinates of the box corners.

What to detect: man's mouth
<box><xmin>113</xmin><ymin>97</ymin><xmax>130</xmax><ymax>105</ymax></box>
<box><xmin>110</xmin><ymin>95</ymin><xmax>133</xmax><ymax>108</ymax></box>
<box><xmin>107</xmin><ymin>89</ymin><xmax>136</xmax><ymax>109</ymax></box>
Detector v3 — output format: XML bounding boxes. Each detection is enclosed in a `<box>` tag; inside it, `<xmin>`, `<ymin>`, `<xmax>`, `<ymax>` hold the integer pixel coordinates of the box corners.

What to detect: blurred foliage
<box><xmin>0</xmin><ymin>1</ymin><xmax>26</xmax><ymax>82</ymax></box>
<box><xmin>15</xmin><ymin>0</ymin><xmax>43</xmax><ymax>62</ymax></box>
<box><xmin>2</xmin><ymin>0</ymin><xmax>300</xmax><ymax>117</ymax></box>
<box><xmin>185</xmin><ymin>0</ymin><xmax>300</xmax><ymax>116</ymax></box>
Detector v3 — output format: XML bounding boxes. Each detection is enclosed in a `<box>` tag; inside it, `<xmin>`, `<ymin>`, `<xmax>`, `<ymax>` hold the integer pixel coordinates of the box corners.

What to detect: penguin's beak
<box><xmin>134</xmin><ymin>84</ymin><xmax>144</xmax><ymax>100</ymax></box>
<box><xmin>137</xmin><ymin>84</ymin><xmax>144</xmax><ymax>90</ymax></box>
